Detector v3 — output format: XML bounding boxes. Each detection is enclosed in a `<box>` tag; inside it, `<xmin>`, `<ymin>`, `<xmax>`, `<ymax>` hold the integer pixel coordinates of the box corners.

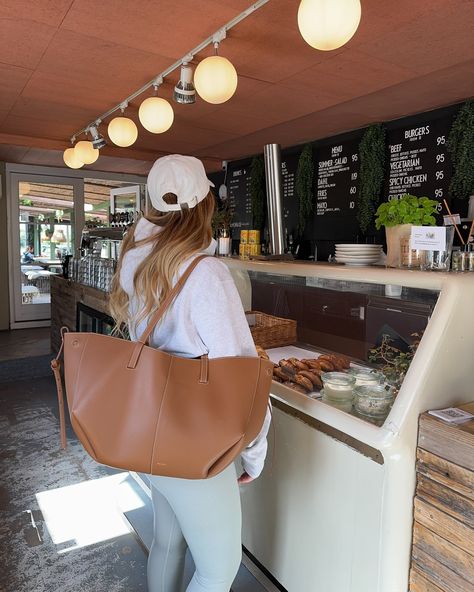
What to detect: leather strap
<box><xmin>51</xmin><ymin>327</ymin><xmax>68</xmax><ymax>450</ymax></box>
<box><xmin>127</xmin><ymin>254</ymin><xmax>209</xmax><ymax>369</ymax></box>
<box><xmin>199</xmin><ymin>355</ymin><xmax>209</xmax><ymax>384</ymax></box>
<box><xmin>138</xmin><ymin>254</ymin><xmax>210</xmax><ymax>345</ymax></box>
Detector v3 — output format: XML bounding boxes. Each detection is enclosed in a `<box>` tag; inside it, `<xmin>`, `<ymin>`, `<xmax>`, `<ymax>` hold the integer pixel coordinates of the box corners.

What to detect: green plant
<box><xmin>368</xmin><ymin>333</ymin><xmax>421</xmax><ymax>391</ymax></box>
<box><xmin>357</xmin><ymin>124</ymin><xmax>386</xmax><ymax>235</ymax></box>
<box><xmin>250</xmin><ymin>155</ymin><xmax>266</xmax><ymax>231</ymax></box>
<box><xmin>211</xmin><ymin>201</ymin><xmax>232</xmax><ymax>234</ymax></box>
<box><xmin>447</xmin><ymin>99</ymin><xmax>474</xmax><ymax>200</ymax></box>
<box><xmin>295</xmin><ymin>143</ymin><xmax>314</xmax><ymax>237</ymax></box>
<box><xmin>375</xmin><ymin>194</ymin><xmax>438</xmax><ymax>229</ymax></box>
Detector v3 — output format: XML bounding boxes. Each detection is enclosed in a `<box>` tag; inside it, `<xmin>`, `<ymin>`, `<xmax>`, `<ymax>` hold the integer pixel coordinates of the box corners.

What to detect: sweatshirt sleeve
<box><xmin>192</xmin><ymin>260</ymin><xmax>271</xmax><ymax>479</ymax></box>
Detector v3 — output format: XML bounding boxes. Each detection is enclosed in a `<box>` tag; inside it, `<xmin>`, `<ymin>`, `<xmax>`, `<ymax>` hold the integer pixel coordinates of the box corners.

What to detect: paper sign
<box><xmin>410</xmin><ymin>226</ymin><xmax>446</xmax><ymax>251</ymax></box>
<box><xmin>443</xmin><ymin>214</ymin><xmax>461</xmax><ymax>226</ymax></box>
<box><xmin>428</xmin><ymin>407</ymin><xmax>474</xmax><ymax>424</ymax></box>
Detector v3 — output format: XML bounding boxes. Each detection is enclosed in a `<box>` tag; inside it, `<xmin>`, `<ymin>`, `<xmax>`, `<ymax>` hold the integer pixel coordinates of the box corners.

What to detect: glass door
<box><xmin>9</xmin><ymin>173</ymin><xmax>83</xmax><ymax>324</ymax></box>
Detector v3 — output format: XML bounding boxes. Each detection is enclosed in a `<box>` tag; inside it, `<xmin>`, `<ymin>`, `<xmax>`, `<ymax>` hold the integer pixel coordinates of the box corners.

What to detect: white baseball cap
<box><xmin>147</xmin><ymin>154</ymin><xmax>215</xmax><ymax>212</ymax></box>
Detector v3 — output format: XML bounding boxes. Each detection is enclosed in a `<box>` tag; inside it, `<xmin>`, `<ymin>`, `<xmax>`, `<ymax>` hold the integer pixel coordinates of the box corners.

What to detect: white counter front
<box><xmin>224</xmin><ymin>260</ymin><xmax>474</xmax><ymax>592</ymax></box>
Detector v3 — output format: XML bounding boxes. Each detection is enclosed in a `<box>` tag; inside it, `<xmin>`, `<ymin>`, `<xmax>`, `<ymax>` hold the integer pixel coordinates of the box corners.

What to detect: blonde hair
<box><xmin>109</xmin><ymin>191</ymin><xmax>215</xmax><ymax>333</ymax></box>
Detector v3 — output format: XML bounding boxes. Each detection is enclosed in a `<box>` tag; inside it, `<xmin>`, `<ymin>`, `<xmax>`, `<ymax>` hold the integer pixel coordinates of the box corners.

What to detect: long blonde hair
<box><xmin>109</xmin><ymin>191</ymin><xmax>215</xmax><ymax>333</ymax></box>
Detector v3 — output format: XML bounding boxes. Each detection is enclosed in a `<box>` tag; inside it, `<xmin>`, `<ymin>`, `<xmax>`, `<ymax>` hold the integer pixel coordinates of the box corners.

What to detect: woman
<box><xmin>109</xmin><ymin>154</ymin><xmax>271</xmax><ymax>592</ymax></box>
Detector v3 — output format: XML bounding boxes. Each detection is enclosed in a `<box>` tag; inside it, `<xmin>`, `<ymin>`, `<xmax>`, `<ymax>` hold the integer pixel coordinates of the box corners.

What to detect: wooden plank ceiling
<box><xmin>0</xmin><ymin>0</ymin><xmax>473</xmax><ymax>174</ymax></box>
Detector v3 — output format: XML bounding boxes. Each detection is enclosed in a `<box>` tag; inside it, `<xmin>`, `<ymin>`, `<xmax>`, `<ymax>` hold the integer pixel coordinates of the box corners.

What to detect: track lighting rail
<box><xmin>71</xmin><ymin>0</ymin><xmax>270</xmax><ymax>142</ymax></box>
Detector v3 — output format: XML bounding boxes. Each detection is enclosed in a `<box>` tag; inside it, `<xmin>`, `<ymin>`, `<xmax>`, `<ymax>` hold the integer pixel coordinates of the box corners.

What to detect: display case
<box><xmin>223</xmin><ymin>259</ymin><xmax>474</xmax><ymax>592</ymax></box>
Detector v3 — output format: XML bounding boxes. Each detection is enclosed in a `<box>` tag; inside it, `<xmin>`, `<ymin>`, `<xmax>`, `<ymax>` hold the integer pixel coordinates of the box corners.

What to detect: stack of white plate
<box><xmin>335</xmin><ymin>244</ymin><xmax>383</xmax><ymax>266</ymax></box>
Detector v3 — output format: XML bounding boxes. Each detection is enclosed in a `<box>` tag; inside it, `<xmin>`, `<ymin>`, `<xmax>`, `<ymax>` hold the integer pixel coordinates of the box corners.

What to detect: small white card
<box><xmin>410</xmin><ymin>226</ymin><xmax>446</xmax><ymax>251</ymax></box>
<box><xmin>443</xmin><ymin>214</ymin><xmax>461</xmax><ymax>226</ymax></box>
<box><xmin>428</xmin><ymin>407</ymin><xmax>474</xmax><ymax>424</ymax></box>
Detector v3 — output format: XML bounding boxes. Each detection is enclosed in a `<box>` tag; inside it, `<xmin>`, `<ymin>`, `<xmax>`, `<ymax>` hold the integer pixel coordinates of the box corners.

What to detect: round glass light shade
<box><xmin>108</xmin><ymin>116</ymin><xmax>138</xmax><ymax>147</ymax></box>
<box><xmin>297</xmin><ymin>0</ymin><xmax>361</xmax><ymax>51</ymax></box>
<box><xmin>194</xmin><ymin>56</ymin><xmax>238</xmax><ymax>104</ymax></box>
<box><xmin>74</xmin><ymin>140</ymin><xmax>99</xmax><ymax>164</ymax></box>
<box><xmin>138</xmin><ymin>97</ymin><xmax>174</xmax><ymax>133</ymax></box>
<box><xmin>63</xmin><ymin>147</ymin><xmax>84</xmax><ymax>169</ymax></box>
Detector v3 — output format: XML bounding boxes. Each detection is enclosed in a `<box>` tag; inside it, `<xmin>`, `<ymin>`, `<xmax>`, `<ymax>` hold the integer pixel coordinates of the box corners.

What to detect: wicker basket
<box><xmin>246</xmin><ymin>311</ymin><xmax>297</xmax><ymax>349</ymax></box>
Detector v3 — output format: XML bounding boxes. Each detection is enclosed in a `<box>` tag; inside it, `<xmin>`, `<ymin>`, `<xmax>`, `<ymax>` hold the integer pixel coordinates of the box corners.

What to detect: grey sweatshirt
<box><xmin>119</xmin><ymin>217</ymin><xmax>271</xmax><ymax>478</ymax></box>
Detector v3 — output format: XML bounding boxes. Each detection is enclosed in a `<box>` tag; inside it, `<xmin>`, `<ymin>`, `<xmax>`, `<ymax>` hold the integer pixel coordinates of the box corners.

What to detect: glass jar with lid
<box><xmin>354</xmin><ymin>384</ymin><xmax>394</xmax><ymax>419</ymax></box>
<box><xmin>321</xmin><ymin>372</ymin><xmax>355</xmax><ymax>405</ymax></box>
<box><xmin>349</xmin><ymin>368</ymin><xmax>384</xmax><ymax>387</ymax></box>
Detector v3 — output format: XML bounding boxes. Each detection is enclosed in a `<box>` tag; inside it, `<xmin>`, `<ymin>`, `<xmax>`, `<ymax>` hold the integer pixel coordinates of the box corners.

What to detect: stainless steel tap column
<box><xmin>264</xmin><ymin>143</ymin><xmax>285</xmax><ymax>255</ymax></box>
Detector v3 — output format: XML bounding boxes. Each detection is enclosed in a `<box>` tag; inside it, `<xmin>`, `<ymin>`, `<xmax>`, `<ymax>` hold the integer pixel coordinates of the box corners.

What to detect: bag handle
<box><xmin>51</xmin><ymin>326</ymin><xmax>69</xmax><ymax>450</ymax></box>
<box><xmin>127</xmin><ymin>254</ymin><xmax>210</xmax><ymax>369</ymax></box>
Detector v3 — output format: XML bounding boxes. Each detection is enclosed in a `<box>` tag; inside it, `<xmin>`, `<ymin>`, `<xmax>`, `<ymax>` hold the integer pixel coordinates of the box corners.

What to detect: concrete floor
<box><xmin>0</xmin><ymin>340</ymin><xmax>274</xmax><ymax>592</ymax></box>
<box><xmin>0</xmin><ymin>327</ymin><xmax>51</xmax><ymax>361</ymax></box>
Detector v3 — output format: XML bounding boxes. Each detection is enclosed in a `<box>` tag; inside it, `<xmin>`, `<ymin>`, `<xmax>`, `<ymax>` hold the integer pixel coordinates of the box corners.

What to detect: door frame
<box><xmin>5</xmin><ymin>163</ymin><xmax>147</xmax><ymax>329</ymax></box>
<box><xmin>8</xmin><ymin>172</ymin><xmax>84</xmax><ymax>326</ymax></box>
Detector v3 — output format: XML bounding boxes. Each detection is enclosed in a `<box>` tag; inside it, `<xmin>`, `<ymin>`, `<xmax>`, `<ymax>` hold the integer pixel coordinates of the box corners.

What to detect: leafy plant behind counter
<box><xmin>250</xmin><ymin>155</ymin><xmax>266</xmax><ymax>231</ymax></box>
<box><xmin>369</xmin><ymin>333</ymin><xmax>421</xmax><ymax>392</ymax></box>
<box><xmin>295</xmin><ymin>143</ymin><xmax>314</xmax><ymax>237</ymax></box>
<box><xmin>211</xmin><ymin>200</ymin><xmax>232</xmax><ymax>235</ymax></box>
<box><xmin>357</xmin><ymin>123</ymin><xmax>386</xmax><ymax>235</ymax></box>
<box><xmin>374</xmin><ymin>194</ymin><xmax>438</xmax><ymax>229</ymax></box>
<box><xmin>447</xmin><ymin>99</ymin><xmax>474</xmax><ymax>200</ymax></box>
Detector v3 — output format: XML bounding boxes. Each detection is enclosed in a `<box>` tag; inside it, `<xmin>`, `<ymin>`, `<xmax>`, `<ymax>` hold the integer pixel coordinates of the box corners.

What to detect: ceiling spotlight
<box><xmin>74</xmin><ymin>140</ymin><xmax>99</xmax><ymax>164</ymax></box>
<box><xmin>194</xmin><ymin>43</ymin><xmax>238</xmax><ymax>105</ymax></box>
<box><xmin>63</xmin><ymin>147</ymin><xmax>84</xmax><ymax>169</ymax></box>
<box><xmin>174</xmin><ymin>63</ymin><xmax>196</xmax><ymax>104</ymax></box>
<box><xmin>297</xmin><ymin>0</ymin><xmax>361</xmax><ymax>51</ymax></box>
<box><xmin>89</xmin><ymin>124</ymin><xmax>107</xmax><ymax>149</ymax></box>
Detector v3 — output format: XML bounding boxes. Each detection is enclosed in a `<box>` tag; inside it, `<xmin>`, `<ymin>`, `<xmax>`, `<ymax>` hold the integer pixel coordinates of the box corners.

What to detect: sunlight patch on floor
<box><xmin>36</xmin><ymin>472</ymin><xmax>144</xmax><ymax>553</ymax></box>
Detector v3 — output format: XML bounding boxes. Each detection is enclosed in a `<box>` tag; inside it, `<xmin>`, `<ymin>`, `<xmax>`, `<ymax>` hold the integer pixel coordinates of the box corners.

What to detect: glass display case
<box><xmin>245</xmin><ymin>269</ymin><xmax>437</xmax><ymax>426</ymax></box>
<box><xmin>223</xmin><ymin>259</ymin><xmax>474</xmax><ymax>592</ymax></box>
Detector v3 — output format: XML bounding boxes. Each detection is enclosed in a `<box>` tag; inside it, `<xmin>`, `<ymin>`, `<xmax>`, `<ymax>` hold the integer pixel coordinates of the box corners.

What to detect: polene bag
<box><xmin>51</xmin><ymin>255</ymin><xmax>273</xmax><ymax>479</ymax></box>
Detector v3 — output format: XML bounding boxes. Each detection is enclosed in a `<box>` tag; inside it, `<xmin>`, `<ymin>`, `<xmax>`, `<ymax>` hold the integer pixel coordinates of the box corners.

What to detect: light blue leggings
<box><xmin>148</xmin><ymin>464</ymin><xmax>242</xmax><ymax>592</ymax></box>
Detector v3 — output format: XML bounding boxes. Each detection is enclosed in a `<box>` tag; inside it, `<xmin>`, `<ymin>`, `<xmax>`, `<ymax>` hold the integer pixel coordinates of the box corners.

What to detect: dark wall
<box><xmin>225</xmin><ymin>102</ymin><xmax>466</xmax><ymax>261</ymax></box>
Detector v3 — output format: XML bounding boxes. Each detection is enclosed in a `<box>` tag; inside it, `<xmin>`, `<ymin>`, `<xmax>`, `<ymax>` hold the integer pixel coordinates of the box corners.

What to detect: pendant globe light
<box><xmin>194</xmin><ymin>42</ymin><xmax>238</xmax><ymax>105</ymax></box>
<box><xmin>63</xmin><ymin>147</ymin><xmax>84</xmax><ymax>169</ymax></box>
<box><xmin>297</xmin><ymin>0</ymin><xmax>361</xmax><ymax>51</ymax></box>
<box><xmin>108</xmin><ymin>104</ymin><xmax>138</xmax><ymax>147</ymax></box>
<box><xmin>139</xmin><ymin>81</ymin><xmax>174</xmax><ymax>133</ymax></box>
<box><xmin>74</xmin><ymin>140</ymin><xmax>99</xmax><ymax>164</ymax></box>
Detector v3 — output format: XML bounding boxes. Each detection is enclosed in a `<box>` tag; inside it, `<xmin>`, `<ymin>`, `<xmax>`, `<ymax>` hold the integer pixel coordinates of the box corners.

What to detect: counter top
<box><xmin>222</xmin><ymin>257</ymin><xmax>473</xmax><ymax>291</ymax></box>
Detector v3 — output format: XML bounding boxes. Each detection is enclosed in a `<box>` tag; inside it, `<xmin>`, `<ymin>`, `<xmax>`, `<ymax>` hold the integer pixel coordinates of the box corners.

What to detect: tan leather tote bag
<box><xmin>51</xmin><ymin>255</ymin><xmax>273</xmax><ymax>479</ymax></box>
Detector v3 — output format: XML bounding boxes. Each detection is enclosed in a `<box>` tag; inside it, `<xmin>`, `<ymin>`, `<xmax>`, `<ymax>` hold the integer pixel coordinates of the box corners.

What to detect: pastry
<box><xmin>292</xmin><ymin>374</ymin><xmax>313</xmax><ymax>392</ymax></box>
<box><xmin>279</xmin><ymin>359</ymin><xmax>296</xmax><ymax>377</ymax></box>
<box><xmin>305</xmin><ymin>360</ymin><xmax>323</xmax><ymax>372</ymax></box>
<box><xmin>273</xmin><ymin>367</ymin><xmax>289</xmax><ymax>382</ymax></box>
<box><xmin>256</xmin><ymin>345</ymin><xmax>269</xmax><ymax>360</ymax></box>
<box><xmin>316</xmin><ymin>358</ymin><xmax>335</xmax><ymax>372</ymax></box>
<box><xmin>287</xmin><ymin>358</ymin><xmax>310</xmax><ymax>371</ymax></box>
<box><xmin>297</xmin><ymin>370</ymin><xmax>323</xmax><ymax>390</ymax></box>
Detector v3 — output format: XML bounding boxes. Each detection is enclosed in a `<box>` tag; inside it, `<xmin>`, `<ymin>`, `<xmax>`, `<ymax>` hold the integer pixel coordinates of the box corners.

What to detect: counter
<box><xmin>222</xmin><ymin>259</ymin><xmax>474</xmax><ymax>592</ymax></box>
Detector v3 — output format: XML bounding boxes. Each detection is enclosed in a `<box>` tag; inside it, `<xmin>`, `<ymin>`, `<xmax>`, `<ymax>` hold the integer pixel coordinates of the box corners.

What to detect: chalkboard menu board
<box><xmin>221</xmin><ymin>102</ymin><xmax>461</xmax><ymax>254</ymax></box>
<box><xmin>384</xmin><ymin>114</ymin><xmax>453</xmax><ymax>207</ymax></box>
<box><xmin>315</xmin><ymin>140</ymin><xmax>360</xmax><ymax>217</ymax></box>
<box><xmin>227</xmin><ymin>161</ymin><xmax>252</xmax><ymax>239</ymax></box>
<box><xmin>313</xmin><ymin>138</ymin><xmax>360</xmax><ymax>240</ymax></box>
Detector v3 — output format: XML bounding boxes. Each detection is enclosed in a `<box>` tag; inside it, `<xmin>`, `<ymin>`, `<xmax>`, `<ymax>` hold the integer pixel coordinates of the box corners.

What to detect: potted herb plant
<box><xmin>375</xmin><ymin>194</ymin><xmax>438</xmax><ymax>267</ymax></box>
